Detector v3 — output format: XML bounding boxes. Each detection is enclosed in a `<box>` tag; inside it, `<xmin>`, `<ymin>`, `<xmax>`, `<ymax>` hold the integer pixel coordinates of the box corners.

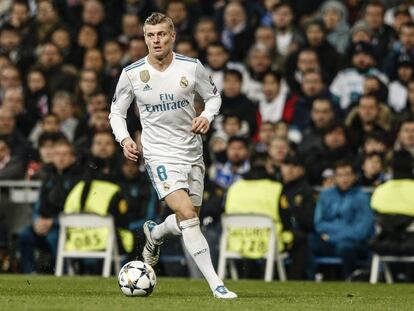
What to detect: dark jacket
<box><xmin>119</xmin><ymin>173</ymin><xmax>158</xmax><ymax>231</ymax></box>
<box><xmin>0</xmin><ymin>156</ymin><xmax>25</xmax><ymax>180</ymax></box>
<box><xmin>280</xmin><ymin>176</ymin><xmax>315</xmax><ymax>233</ymax></box>
<box><xmin>35</xmin><ymin>163</ymin><xmax>82</xmax><ymax>220</ymax></box>
<box><xmin>220</xmin><ymin>93</ymin><xmax>258</xmax><ymax>136</ymax></box>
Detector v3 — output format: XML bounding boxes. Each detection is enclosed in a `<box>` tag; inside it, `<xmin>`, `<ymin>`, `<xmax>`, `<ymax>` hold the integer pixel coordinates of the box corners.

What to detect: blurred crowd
<box><xmin>0</xmin><ymin>0</ymin><xmax>413</xmax><ymax>280</ymax></box>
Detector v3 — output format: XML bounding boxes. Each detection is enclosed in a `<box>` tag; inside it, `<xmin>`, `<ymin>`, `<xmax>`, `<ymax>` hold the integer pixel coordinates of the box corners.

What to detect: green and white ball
<box><xmin>118</xmin><ymin>260</ymin><xmax>156</xmax><ymax>297</ymax></box>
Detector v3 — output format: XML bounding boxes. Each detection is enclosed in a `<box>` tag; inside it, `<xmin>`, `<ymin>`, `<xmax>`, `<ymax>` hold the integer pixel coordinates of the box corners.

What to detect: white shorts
<box><xmin>145</xmin><ymin>161</ymin><xmax>205</xmax><ymax>207</ymax></box>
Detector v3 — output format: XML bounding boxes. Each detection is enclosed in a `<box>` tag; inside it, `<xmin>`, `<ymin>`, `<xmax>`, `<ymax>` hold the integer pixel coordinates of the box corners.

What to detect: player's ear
<box><xmin>171</xmin><ymin>31</ymin><xmax>176</xmax><ymax>43</ymax></box>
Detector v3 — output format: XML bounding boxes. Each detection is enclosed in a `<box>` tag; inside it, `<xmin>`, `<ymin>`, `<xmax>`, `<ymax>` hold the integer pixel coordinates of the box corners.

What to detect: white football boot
<box><xmin>142</xmin><ymin>220</ymin><xmax>163</xmax><ymax>267</ymax></box>
<box><xmin>213</xmin><ymin>285</ymin><xmax>238</xmax><ymax>299</ymax></box>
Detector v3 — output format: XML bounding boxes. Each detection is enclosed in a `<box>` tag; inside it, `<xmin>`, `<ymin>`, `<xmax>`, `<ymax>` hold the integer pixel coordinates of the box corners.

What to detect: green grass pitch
<box><xmin>1</xmin><ymin>275</ymin><xmax>413</xmax><ymax>311</ymax></box>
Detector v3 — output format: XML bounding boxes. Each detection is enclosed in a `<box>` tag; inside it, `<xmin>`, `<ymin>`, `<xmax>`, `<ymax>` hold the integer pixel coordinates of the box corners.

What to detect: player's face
<box><xmin>144</xmin><ymin>22</ymin><xmax>176</xmax><ymax>60</ymax></box>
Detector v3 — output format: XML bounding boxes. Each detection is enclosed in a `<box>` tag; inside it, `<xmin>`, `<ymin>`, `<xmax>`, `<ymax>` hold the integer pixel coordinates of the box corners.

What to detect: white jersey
<box><xmin>109</xmin><ymin>53</ymin><xmax>221</xmax><ymax>165</ymax></box>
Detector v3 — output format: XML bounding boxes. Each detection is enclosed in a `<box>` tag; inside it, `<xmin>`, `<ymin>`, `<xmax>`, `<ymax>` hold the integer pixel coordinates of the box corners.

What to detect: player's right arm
<box><xmin>109</xmin><ymin>69</ymin><xmax>139</xmax><ymax>161</ymax></box>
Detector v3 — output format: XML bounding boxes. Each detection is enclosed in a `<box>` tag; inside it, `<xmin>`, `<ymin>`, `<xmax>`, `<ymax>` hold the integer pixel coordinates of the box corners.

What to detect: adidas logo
<box><xmin>143</xmin><ymin>84</ymin><xmax>152</xmax><ymax>91</ymax></box>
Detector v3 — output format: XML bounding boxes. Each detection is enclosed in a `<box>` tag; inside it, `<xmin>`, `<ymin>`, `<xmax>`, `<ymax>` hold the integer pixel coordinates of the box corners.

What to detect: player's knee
<box><xmin>176</xmin><ymin>207</ymin><xmax>197</xmax><ymax>221</ymax></box>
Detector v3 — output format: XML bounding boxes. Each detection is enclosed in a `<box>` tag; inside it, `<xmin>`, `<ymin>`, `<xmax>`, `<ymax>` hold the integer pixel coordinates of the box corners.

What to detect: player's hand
<box><xmin>121</xmin><ymin>137</ymin><xmax>139</xmax><ymax>162</ymax></box>
<box><xmin>192</xmin><ymin>116</ymin><xmax>210</xmax><ymax>134</ymax></box>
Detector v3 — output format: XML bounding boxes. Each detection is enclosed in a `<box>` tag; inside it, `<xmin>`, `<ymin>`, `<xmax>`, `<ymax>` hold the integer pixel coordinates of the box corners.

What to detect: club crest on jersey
<box><xmin>140</xmin><ymin>70</ymin><xmax>150</xmax><ymax>83</ymax></box>
<box><xmin>180</xmin><ymin>76</ymin><xmax>188</xmax><ymax>88</ymax></box>
<box><xmin>163</xmin><ymin>182</ymin><xmax>170</xmax><ymax>191</ymax></box>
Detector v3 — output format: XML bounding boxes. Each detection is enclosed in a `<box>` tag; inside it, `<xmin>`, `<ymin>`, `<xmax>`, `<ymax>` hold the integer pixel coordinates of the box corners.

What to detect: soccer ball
<box><xmin>118</xmin><ymin>260</ymin><xmax>156</xmax><ymax>297</ymax></box>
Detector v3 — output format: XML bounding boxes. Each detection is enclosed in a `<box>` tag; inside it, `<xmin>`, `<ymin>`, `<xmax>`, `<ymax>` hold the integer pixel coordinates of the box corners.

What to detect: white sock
<box><xmin>151</xmin><ymin>214</ymin><xmax>181</xmax><ymax>242</ymax></box>
<box><xmin>180</xmin><ymin>217</ymin><xmax>223</xmax><ymax>292</ymax></box>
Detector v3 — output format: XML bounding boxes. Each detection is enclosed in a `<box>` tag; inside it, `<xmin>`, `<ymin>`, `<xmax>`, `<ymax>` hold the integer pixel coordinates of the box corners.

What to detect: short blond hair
<box><xmin>143</xmin><ymin>12</ymin><xmax>175</xmax><ymax>33</ymax></box>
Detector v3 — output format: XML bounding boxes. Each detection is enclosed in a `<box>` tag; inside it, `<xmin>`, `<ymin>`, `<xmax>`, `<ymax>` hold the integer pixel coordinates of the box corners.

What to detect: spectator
<box><xmin>302</xmin><ymin>18</ymin><xmax>342</xmax><ymax>83</ymax></box>
<box><xmin>395</xmin><ymin>117</ymin><xmax>414</xmax><ymax>156</ymax></box>
<box><xmin>243</xmin><ymin>43</ymin><xmax>273</xmax><ymax>102</ymax></box>
<box><xmin>211</xmin><ymin>113</ymin><xmax>246</xmax><ymax>147</ymax></box>
<box><xmin>363</xmin><ymin>0</ymin><xmax>397</xmax><ymax>60</ymax></box>
<box><xmin>83</xmin><ymin>48</ymin><xmax>104</xmax><ymax>73</ymax></box>
<box><xmin>254</xmin><ymin>122</ymin><xmax>275</xmax><ymax>156</ymax></box>
<box><xmin>124</xmin><ymin>37</ymin><xmax>147</xmax><ymax>65</ymax></box>
<box><xmin>305</xmin><ymin>122</ymin><xmax>353</xmax><ymax>186</ymax></box>
<box><xmin>81</xmin><ymin>0</ymin><xmax>113</xmax><ymax>39</ymax></box>
<box><xmin>2</xmin><ymin>87</ymin><xmax>37</xmax><ymax>136</ymax></box>
<box><xmin>37</xmin><ymin>42</ymin><xmax>77</xmax><ymax>94</ymax></box>
<box><xmin>280</xmin><ymin>154</ymin><xmax>315</xmax><ymax>279</ymax></box>
<box><xmin>193</xmin><ymin>18</ymin><xmax>218</xmax><ymax>63</ymax></box>
<box><xmin>213</xmin><ymin>136</ymin><xmax>250</xmax><ymax>190</ymax></box>
<box><xmin>266</xmin><ymin>137</ymin><xmax>291</xmax><ymax>181</ymax></box>
<box><xmin>259</xmin><ymin>70</ymin><xmax>290</xmax><ymax>123</ymax></box>
<box><xmin>0</xmin><ymin>138</ymin><xmax>25</xmax><ymax>179</ymax></box>
<box><xmin>102</xmin><ymin>40</ymin><xmax>123</xmax><ymax>97</ymax></box>
<box><xmin>175</xmin><ymin>37</ymin><xmax>198</xmax><ymax>59</ymax></box>
<box><xmin>50</xmin><ymin>27</ymin><xmax>75</xmax><ymax>65</ymax></box>
<box><xmin>33</xmin><ymin>0</ymin><xmax>63</xmax><ymax>46</ymax></box>
<box><xmin>0</xmin><ymin>107</ymin><xmax>30</xmax><ymax>162</ymax></box>
<box><xmin>359</xmin><ymin>152</ymin><xmax>387</xmax><ymax>187</ymax></box>
<box><xmin>118</xmin><ymin>13</ymin><xmax>143</xmax><ymax>46</ymax></box>
<box><xmin>0</xmin><ymin>25</ymin><xmax>33</xmax><ymax>75</ymax></box>
<box><xmin>348</xmin><ymin>20</ymin><xmax>373</xmax><ymax>46</ymax></box>
<box><xmin>29</xmin><ymin>113</ymin><xmax>61</xmax><ymax>148</ymax></box>
<box><xmin>74</xmin><ymin>24</ymin><xmax>100</xmax><ymax>67</ymax></box>
<box><xmin>389</xmin><ymin>5</ymin><xmax>412</xmax><ymax>34</ymax></box>
<box><xmin>362</xmin><ymin>131</ymin><xmax>389</xmax><ymax>156</ymax></box>
<box><xmin>18</xmin><ymin>140</ymin><xmax>81</xmax><ymax>274</ymax></box>
<box><xmin>320</xmin><ymin>0</ymin><xmax>350</xmax><ymax>55</ymax></box>
<box><xmin>51</xmin><ymin>91</ymin><xmax>78</xmax><ymax>142</ymax></box>
<box><xmin>388</xmin><ymin>54</ymin><xmax>414</xmax><ymax>113</ymax></box>
<box><xmin>291</xmin><ymin>70</ymin><xmax>328</xmax><ymax>130</ymax></box>
<box><xmin>219</xmin><ymin>69</ymin><xmax>257</xmax><ymax>137</ymax></box>
<box><xmin>383</xmin><ymin>22</ymin><xmax>414</xmax><ymax>80</ymax></box>
<box><xmin>298</xmin><ymin>97</ymin><xmax>336</xmax><ymax>155</ymax></box>
<box><xmin>399</xmin><ymin>79</ymin><xmax>414</xmax><ymax>119</ymax></box>
<box><xmin>345</xmin><ymin>94</ymin><xmax>391</xmax><ymax>151</ymax></box>
<box><xmin>330</xmin><ymin>41</ymin><xmax>388</xmax><ymax>111</ymax></box>
<box><xmin>0</xmin><ymin>64</ymin><xmax>21</xmax><ymax>101</ymax></box>
<box><xmin>255</xmin><ymin>25</ymin><xmax>283</xmax><ymax>70</ymax></box>
<box><xmin>74</xmin><ymin>69</ymin><xmax>100</xmax><ymax>115</ymax></box>
<box><xmin>24</xmin><ymin>68</ymin><xmax>49</xmax><ymax>121</ymax></box>
<box><xmin>285</xmin><ymin>48</ymin><xmax>321</xmax><ymax>95</ymax></box>
<box><xmin>27</xmin><ymin>132</ymin><xmax>67</xmax><ymax>180</ymax></box>
<box><xmin>271</xmin><ymin>2</ymin><xmax>303</xmax><ymax>58</ymax></box>
<box><xmin>74</xmin><ymin>91</ymin><xmax>108</xmax><ymax>140</ymax></box>
<box><xmin>74</xmin><ymin>108</ymin><xmax>110</xmax><ymax>154</ymax></box>
<box><xmin>87</xmin><ymin>130</ymin><xmax>120</xmax><ymax>180</ymax></box>
<box><xmin>220</xmin><ymin>2</ymin><xmax>254</xmax><ymax>62</ymax></box>
<box><xmin>310</xmin><ymin>159</ymin><xmax>374</xmax><ymax>279</ymax></box>
<box><xmin>165</xmin><ymin>0</ymin><xmax>192</xmax><ymax>40</ymax></box>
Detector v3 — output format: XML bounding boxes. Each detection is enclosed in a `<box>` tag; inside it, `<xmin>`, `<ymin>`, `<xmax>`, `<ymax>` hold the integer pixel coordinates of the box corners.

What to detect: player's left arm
<box><xmin>192</xmin><ymin>60</ymin><xmax>221</xmax><ymax>134</ymax></box>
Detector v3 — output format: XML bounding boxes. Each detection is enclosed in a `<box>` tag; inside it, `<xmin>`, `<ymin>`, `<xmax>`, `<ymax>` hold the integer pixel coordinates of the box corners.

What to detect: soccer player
<box><xmin>109</xmin><ymin>13</ymin><xmax>237</xmax><ymax>299</ymax></box>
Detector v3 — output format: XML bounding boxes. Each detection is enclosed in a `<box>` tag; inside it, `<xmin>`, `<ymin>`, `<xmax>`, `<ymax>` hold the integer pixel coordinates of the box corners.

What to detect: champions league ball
<box><xmin>118</xmin><ymin>260</ymin><xmax>156</xmax><ymax>297</ymax></box>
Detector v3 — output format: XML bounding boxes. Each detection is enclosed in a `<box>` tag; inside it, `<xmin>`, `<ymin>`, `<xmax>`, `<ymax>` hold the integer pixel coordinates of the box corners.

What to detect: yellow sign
<box><xmin>226</xmin><ymin>227</ymin><xmax>271</xmax><ymax>259</ymax></box>
<box><xmin>65</xmin><ymin>227</ymin><xmax>108</xmax><ymax>251</ymax></box>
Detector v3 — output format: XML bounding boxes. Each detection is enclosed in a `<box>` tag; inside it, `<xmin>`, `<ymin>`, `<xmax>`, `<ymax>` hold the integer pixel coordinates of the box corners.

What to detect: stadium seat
<box><xmin>218</xmin><ymin>214</ymin><xmax>288</xmax><ymax>282</ymax></box>
<box><xmin>55</xmin><ymin>213</ymin><xmax>121</xmax><ymax>277</ymax></box>
<box><xmin>370</xmin><ymin>222</ymin><xmax>414</xmax><ymax>284</ymax></box>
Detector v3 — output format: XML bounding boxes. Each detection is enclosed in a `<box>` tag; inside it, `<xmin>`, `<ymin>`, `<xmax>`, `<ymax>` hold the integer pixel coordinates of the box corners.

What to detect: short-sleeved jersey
<box><xmin>110</xmin><ymin>53</ymin><xmax>220</xmax><ymax>165</ymax></box>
